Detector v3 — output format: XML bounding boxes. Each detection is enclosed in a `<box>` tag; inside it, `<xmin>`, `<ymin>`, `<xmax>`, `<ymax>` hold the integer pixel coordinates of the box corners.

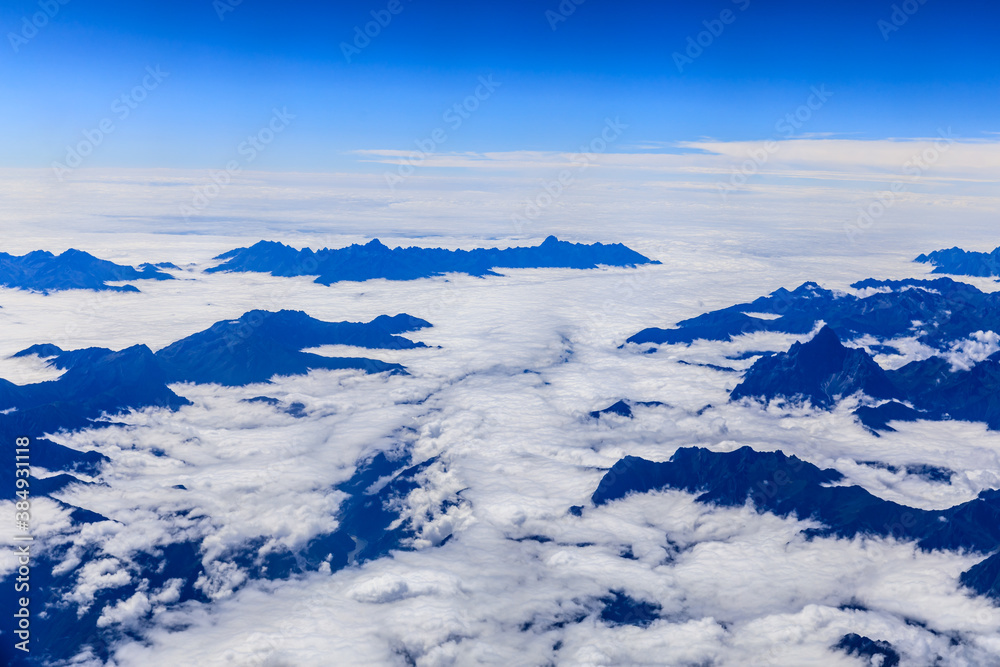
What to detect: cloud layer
<box><xmin>3</xmin><ymin>154</ymin><xmax>1000</xmax><ymax>664</ymax></box>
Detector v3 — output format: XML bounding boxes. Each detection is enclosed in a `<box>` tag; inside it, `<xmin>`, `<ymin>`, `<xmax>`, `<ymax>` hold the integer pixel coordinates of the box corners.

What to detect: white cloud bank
<box><xmin>4</xmin><ymin>136</ymin><xmax>1000</xmax><ymax>665</ymax></box>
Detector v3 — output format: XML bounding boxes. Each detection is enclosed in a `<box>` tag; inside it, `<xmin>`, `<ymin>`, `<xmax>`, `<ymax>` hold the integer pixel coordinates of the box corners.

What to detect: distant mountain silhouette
<box><xmin>599</xmin><ymin>590</ymin><xmax>661</xmax><ymax>627</ymax></box>
<box><xmin>0</xmin><ymin>248</ymin><xmax>173</xmax><ymax>292</ymax></box>
<box><xmin>853</xmin><ymin>401</ymin><xmax>923</xmax><ymax>433</ymax></box>
<box><xmin>916</xmin><ymin>245</ymin><xmax>1000</xmax><ymax>277</ymax></box>
<box><xmin>590</xmin><ymin>400</ymin><xmax>634</xmax><ymax>418</ymax></box>
<box><xmin>626</xmin><ymin>278</ymin><xmax>1000</xmax><ymax>351</ymax></box>
<box><xmin>887</xmin><ymin>352</ymin><xmax>1000</xmax><ymax>430</ymax></box>
<box><xmin>0</xmin><ymin>344</ymin><xmax>189</xmax><ymax>441</ymax></box>
<box><xmin>207</xmin><ymin>236</ymin><xmax>660</xmax><ymax>285</ymax></box>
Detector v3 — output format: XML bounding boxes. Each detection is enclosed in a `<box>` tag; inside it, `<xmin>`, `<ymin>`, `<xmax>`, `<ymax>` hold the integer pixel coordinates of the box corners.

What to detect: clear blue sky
<box><xmin>2</xmin><ymin>0</ymin><xmax>997</xmax><ymax>171</ymax></box>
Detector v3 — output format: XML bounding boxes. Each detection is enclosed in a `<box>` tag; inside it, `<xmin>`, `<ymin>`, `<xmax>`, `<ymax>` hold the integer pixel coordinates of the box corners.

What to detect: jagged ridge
<box><xmin>626</xmin><ymin>278</ymin><xmax>1000</xmax><ymax>351</ymax></box>
<box><xmin>207</xmin><ymin>236</ymin><xmax>660</xmax><ymax>285</ymax></box>
<box><xmin>0</xmin><ymin>248</ymin><xmax>173</xmax><ymax>293</ymax></box>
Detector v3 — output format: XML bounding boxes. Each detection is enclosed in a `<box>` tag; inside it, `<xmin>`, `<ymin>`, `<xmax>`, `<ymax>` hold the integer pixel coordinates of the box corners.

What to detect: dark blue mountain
<box><xmin>154</xmin><ymin>310</ymin><xmax>427</xmax><ymax>386</ymax></box>
<box><xmin>731</xmin><ymin>326</ymin><xmax>900</xmax><ymax>407</ymax></box>
<box><xmin>2</xmin><ymin>310</ymin><xmax>427</xmax><ymax>441</ymax></box>
<box><xmin>242</xmin><ymin>395</ymin><xmax>307</xmax><ymax>417</ymax></box>
<box><xmin>207</xmin><ymin>236</ymin><xmax>659</xmax><ymax>285</ymax></box>
<box><xmin>591</xmin><ymin>400</ymin><xmax>634</xmax><ymax>418</ymax></box>
<box><xmin>0</xmin><ymin>344</ymin><xmax>189</xmax><ymax>443</ymax></box>
<box><xmin>626</xmin><ymin>278</ymin><xmax>1000</xmax><ymax>351</ymax></box>
<box><xmin>0</xmin><ymin>249</ymin><xmax>173</xmax><ymax>293</ymax></box>
<box><xmin>961</xmin><ymin>551</ymin><xmax>1000</xmax><ymax>602</ymax></box>
<box><xmin>591</xmin><ymin>446</ymin><xmax>1000</xmax><ymax>553</ymax></box>
<box><xmin>594</xmin><ymin>447</ymin><xmax>1000</xmax><ymax>604</ymax></box>
<box><xmin>2</xmin><ymin>310</ymin><xmax>427</xmax><ymax>442</ymax></box>
<box><xmin>12</xmin><ymin>343</ymin><xmax>64</xmax><ymax>359</ymax></box>
<box><xmin>737</xmin><ymin>338</ymin><xmax>1000</xmax><ymax>432</ymax></box>
<box><xmin>834</xmin><ymin>634</ymin><xmax>901</xmax><ymax>666</ymax></box>
<box><xmin>886</xmin><ymin>353</ymin><xmax>1000</xmax><ymax>430</ymax></box>
<box><xmin>589</xmin><ymin>399</ymin><xmax>667</xmax><ymax>419</ymax></box>
<box><xmin>916</xmin><ymin>246</ymin><xmax>1000</xmax><ymax>278</ymax></box>
<box><xmin>0</xmin><ymin>310</ymin><xmax>429</xmax><ymax>662</ymax></box>
<box><xmin>224</xmin><ymin>451</ymin><xmax>440</xmax><ymax>580</ymax></box>
<box><xmin>0</xmin><ymin>344</ymin><xmax>190</xmax><ymax>528</ymax></box>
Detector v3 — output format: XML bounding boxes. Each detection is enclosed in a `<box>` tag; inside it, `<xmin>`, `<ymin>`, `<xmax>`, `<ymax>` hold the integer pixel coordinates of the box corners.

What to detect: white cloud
<box><xmin>946</xmin><ymin>331</ymin><xmax>1000</xmax><ymax>372</ymax></box>
<box><xmin>67</xmin><ymin>558</ymin><xmax>131</xmax><ymax>610</ymax></box>
<box><xmin>97</xmin><ymin>591</ymin><xmax>151</xmax><ymax>628</ymax></box>
<box><xmin>5</xmin><ymin>153</ymin><xmax>1000</xmax><ymax>664</ymax></box>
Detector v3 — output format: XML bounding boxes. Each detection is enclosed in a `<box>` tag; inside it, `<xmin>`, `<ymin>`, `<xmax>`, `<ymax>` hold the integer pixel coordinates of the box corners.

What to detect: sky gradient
<box><xmin>2</xmin><ymin>0</ymin><xmax>999</xmax><ymax>173</ymax></box>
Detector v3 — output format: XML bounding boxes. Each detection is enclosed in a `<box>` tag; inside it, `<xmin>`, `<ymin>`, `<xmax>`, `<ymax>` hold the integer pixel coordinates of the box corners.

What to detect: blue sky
<box><xmin>2</xmin><ymin>0</ymin><xmax>997</xmax><ymax>172</ymax></box>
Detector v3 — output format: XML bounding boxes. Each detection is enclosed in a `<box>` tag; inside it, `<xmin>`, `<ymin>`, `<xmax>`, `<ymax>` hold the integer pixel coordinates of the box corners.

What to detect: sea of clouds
<box><xmin>1</xmin><ymin>139</ymin><xmax>1000</xmax><ymax>665</ymax></box>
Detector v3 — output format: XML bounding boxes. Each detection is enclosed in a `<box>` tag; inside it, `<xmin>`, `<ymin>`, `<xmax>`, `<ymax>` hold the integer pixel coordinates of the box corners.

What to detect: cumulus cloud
<box><xmin>97</xmin><ymin>591</ymin><xmax>151</xmax><ymax>628</ymax></box>
<box><xmin>68</xmin><ymin>559</ymin><xmax>131</xmax><ymax>611</ymax></box>
<box><xmin>945</xmin><ymin>330</ymin><xmax>1000</xmax><ymax>371</ymax></box>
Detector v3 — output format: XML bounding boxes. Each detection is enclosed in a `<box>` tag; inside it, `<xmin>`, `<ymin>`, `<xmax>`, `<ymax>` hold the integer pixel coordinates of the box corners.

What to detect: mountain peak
<box><xmin>12</xmin><ymin>343</ymin><xmax>64</xmax><ymax>359</ymax></box>
<box><xmin>810</xmin><ymin>324</ymin><xmax>840</xmax><ymax>346</ymax></box>
<box><xmin>731</xmin><ymin>326</ymin><xmax>898</xmax><ymax>407</ymax></box>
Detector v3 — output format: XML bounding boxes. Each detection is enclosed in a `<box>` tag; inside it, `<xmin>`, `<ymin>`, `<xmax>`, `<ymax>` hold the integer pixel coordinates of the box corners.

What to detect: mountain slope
<box><xmin>154</xmin><ymin>310</ymin><xmax>426</xmax><ymax>386</ymax></box>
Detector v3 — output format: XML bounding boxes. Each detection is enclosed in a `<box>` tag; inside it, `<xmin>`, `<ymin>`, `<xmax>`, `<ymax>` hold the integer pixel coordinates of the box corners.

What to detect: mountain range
<box><xmin>626</xmin><ymin>278</ymin><xmax>1000</xmax><ymax>351</ymax></box>
<box><xmin>731</xmin><ymin>325</ymin><xmax>1000</xmax><ymax>431</ymax></box>
<box><xmin>916</xmin><ymin>245</ymin><xmax>1000</xmax><ymax>277</ymax></box>
<box><xmin>0</xmin><ymin>249</ymin><xmax>173</xmax><ymax>292</ymax></box>
<box><xmin>207</xmin><ymin>236</ymin><xmax>660</xmax><ymax>285</ymax></box>
<box><xmin>0</xmin><ymin>309</ymin><xmax>429</xmax><ymax>507</ymax></box>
